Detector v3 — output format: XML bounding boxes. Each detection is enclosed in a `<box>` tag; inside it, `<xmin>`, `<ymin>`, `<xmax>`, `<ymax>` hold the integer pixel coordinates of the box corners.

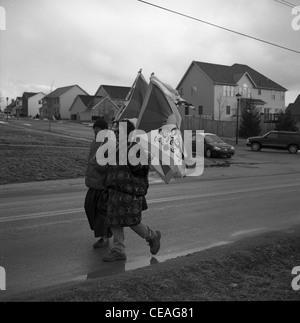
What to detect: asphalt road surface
<box><xmin>0</xmin><ymin>141</ymin><xmax>300</xmax><ymax>300</ymax></box>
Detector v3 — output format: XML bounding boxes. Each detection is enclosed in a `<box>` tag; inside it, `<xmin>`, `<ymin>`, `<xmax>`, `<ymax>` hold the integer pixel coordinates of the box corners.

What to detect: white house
<box><xmin>40</xmin><ymin>85</ymin><xmax>88</xmax><ymax>119</ymax></box>
<box><xmin>22</xmin><ymin>92</ymin><xmax>45</xmax><ymax>117</ymax></box>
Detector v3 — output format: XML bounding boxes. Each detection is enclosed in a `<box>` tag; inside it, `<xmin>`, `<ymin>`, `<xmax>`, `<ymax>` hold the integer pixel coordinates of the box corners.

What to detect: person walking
<box><xmin>84</xmin><ymin>118</ymin><xmax>112</xmax><ymax>248</ymax></box>
<box><xmin>102</xmin><ymin>119</ymin><xmax>161</xmax><ymax>262</ymax></box>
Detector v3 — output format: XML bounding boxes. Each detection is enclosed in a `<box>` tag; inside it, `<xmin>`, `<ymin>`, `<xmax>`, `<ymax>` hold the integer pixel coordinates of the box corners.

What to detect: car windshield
<box><xmin>205</xmin><ymin>134</ymin><xmax>224</xmax><ymax>144</ymax></box>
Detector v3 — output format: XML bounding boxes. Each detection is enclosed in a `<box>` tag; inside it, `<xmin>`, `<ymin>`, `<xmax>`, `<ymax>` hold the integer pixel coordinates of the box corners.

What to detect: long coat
<box><xmin>104</xmin><ymin>142</ymin><xmax>149</xmax><ymax>227</ymax></box>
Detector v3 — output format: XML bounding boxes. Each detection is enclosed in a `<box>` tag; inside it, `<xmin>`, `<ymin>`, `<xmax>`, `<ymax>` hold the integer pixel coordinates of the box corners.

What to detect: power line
<box><xmin>137</xmin><ymin>0</ymin><xmax>300</xmax><ymax>55</ymax></box>
<box><xmin>274</xmin><ymin>0</ymin><xmax>297</xmax><ymax>9</ymax></box>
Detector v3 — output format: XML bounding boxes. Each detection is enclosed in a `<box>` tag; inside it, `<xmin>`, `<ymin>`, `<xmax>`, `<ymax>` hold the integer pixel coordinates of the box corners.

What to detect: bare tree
<box><xmin>0</xmin><ymin>91</ymin><xmax>3</xmax><ymax>112</ymax></box>
<box><xmin>216</xmin><ymin>93</ymin><xmax>225</xmax><ymax>135</ymax></box>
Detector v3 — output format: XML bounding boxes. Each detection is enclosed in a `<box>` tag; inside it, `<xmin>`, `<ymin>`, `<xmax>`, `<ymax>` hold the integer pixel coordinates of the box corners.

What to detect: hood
<box><xmin>247</xmin><ymin>136</ymin><xmax>262</xmax><ymax>140</ymax></box>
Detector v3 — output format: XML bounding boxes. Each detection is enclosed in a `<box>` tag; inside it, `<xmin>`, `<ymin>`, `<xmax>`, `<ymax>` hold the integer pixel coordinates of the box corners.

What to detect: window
<box><xmin>272</xmin><ymin>91</ymin><xmax>275</xmax><ymax>100</ymax></box>
<box><xmin>191</xmin><ymin>86</ymin><xmax>197</xmax><ymax>96</ymax></box>
<box><xmin>258</xmin><ymin>89</ymin><xmax>261</xmax><ymax>95</ymax></box>
<box><xmin>198</xmin><ymin>106</ymin><xmax>203</xmax><ymax>115</ymax></box>
<box><xmin>226</xmin><ymin>106</ymin><xmax>231</xmax><ymax>115</ymax></box>
<box><xmin>242</xmin><ymin>83</ymin><xmax>251</xmax><ymax>98</ymax></box>
<box><xmin>266</xmin><ymin>132</ymin><xmax>279</xmax><ymax>139</ymax></box>
<box><xmin>280</xmin><ymin>92</ymin><xmax>284</xmax><ymax>101</ymax></box>
<box><xmin>264</xmin><ymin>108</ymin><xmax>271</xmax><ymax>114</ymax></box>
<box><xmin>223</xmin><ymin>86</ymin><xmax>226</xmax><ymax>96</ymax></box>
<box><xmin>185</xmin><ymin>106</ymin><xmax>189</xmax><ymax>115</ymax></box>
<box><xmin>179</xmin><ymin>88</ymin><xmax>184</xmax><ymax>96</ymax></box>
<box><xmin>223</xmin><ymin>86</ymin><xmax>235</xmax><ymax>97</ymax></box>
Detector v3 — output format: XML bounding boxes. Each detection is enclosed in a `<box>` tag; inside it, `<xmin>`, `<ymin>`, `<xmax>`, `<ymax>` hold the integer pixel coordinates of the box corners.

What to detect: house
<box><xmin>5</xmin><ymin>97</ymin><xmax>23</xmax><ymax>117</ymax></box>
<box><xmin>176</xmin><ymin>61</ymin><xmax>287</xmax><ymax>122</ymax></box>
<box><xmin>286</xmin><ymin>95</ymin><xmax>300</xmax><ymax>121</ymax></box>
<box><xmin>94</xmin><ymin>85</ymin><xmax>130</xmax><ymax>109</ymax></box>
<box><xmin>40</xmin><ymin>85</ymin><xmax>88</xmax><ymax>119</ymax></box>
<box><xmin>22</xmin><ymin>92</ymin><xmax>45</xmax><ymax>117</ymax></box>
<box><xmin>69</xmin><ymin>94</ymin><xmax>119</xmax><ymax>125</ymax></box>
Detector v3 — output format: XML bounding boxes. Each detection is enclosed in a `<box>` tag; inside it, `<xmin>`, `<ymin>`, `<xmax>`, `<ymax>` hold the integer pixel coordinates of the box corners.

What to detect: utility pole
<box><xmin>235</xmin><ymin>93</ymin><xmax>241</xmax><ymax>145</ymax></box>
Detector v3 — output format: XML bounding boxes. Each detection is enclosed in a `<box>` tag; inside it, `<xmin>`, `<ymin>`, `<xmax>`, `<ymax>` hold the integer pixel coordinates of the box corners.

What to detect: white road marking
<box><xmin>1</xmin><ymin>181</ymin><xmax>300</xmax><ymax>224</ymax></box>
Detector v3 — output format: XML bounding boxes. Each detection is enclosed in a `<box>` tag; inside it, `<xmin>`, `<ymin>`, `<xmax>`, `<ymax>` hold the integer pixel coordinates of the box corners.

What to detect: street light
<box><xmin>6</xmin><ymin>97</ymin><xmax>8</xmax><ymax>122</ymax></box>
<box><xmin>235</xmin><ymin>93</ymin><xmax>241</xmax><ymax>145</ymax></box>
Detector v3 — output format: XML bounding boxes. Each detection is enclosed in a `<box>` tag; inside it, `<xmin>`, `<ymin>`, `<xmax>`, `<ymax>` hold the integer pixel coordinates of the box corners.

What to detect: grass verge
<box><xmin>8</xmin><ymin>226</ymin><xmax>300</xmax><ymax>302</ymax></box>
<box><xmin>0</xmin><ymin>124</ymin><xmax>89</xmax><ymax>184</ymax></box>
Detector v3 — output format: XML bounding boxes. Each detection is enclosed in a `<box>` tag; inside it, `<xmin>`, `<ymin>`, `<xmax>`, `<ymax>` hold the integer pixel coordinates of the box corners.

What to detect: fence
<box><xmin>184</xmin><ymin>115</ymin><xmax>276</xmax><ymax>138</ymax></box>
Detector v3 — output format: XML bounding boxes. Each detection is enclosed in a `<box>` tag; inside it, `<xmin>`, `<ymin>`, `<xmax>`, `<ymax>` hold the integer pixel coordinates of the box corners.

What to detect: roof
<box><xmin>240</xmin><ymin>98</ymin><xmax>266</xmax><ymax>105</ymax></box>
<box><xmin>22</xmin><ymin>92</ymin><xmax>38</xmax><ymax>100</ymax></box>
<box><xmin>69</xmin><ymin>95</ymin><xmax>104</xmax><ymax>111</ymax></box>
<box><xmin>97</xmin><ymin>85</ymin><xmax>131</xmax><ymax>100</ymax></box>
<box><xmin>286</xmin><ymin>95</ymin><xmax>300</xmax><ymax>114</ymax></box>
<box><xmin>178</xmin><ymin>61</ymin><xmax>287</xmax><ymax>91</ymax></box>
<box><xmin>45</xmin><ymin>85</ymin><xmax>87</xmax><ymax>98</ymax></box>
<box><xmin>91</xmin><ymin>96</ymin><xmax>119</xmax><ymax>111</ymax></box>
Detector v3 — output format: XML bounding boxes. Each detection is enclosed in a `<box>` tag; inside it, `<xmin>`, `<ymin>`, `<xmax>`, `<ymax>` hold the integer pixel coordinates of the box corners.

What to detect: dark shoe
<box><xmin>103</xmin><ymin>249</ymin><xmax>126</xmax><ymax>262</ymax></box>
<box><xmin>147</xmin><ymin>231</ymin><xmax>161</xmax><ymax>255</ymax></box>
<box><xmin>93</xmin><ymin>237</ymin><xmax>109</xmax><ymax>249</ymax></box>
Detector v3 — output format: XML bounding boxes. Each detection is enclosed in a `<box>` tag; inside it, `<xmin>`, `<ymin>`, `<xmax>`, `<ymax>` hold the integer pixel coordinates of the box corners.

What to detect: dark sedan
<box><xmin>192</xmin><ymin>133</ymin><xmax>235</xmax><ymax>158</ymax></box>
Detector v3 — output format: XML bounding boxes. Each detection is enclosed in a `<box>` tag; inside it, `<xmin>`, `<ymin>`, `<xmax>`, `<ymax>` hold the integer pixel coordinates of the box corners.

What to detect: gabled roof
<box><xmin>178</xmin><ymin>61</ymin><xmax>287</xmax><ymax>91</ymax></box>
<box><xmin>286</xmin><ymin>95</ymin><xmax>300</xmax><ymax>114</ymax></box>
<box><xmin>78</xmin><ymin>95</ymin><xmax>96</xmax><ymax>108</ymax></box>
<box><xmin>69</xmin><ymin>95</ymin><xmax>104</xmax><ymax>111</ymax></box>
<box><xmin>96</xmin><ymin>85</ymin><xmax>131</xmax><ymax>100</ymax></box>
<box><xmin>45</xmin><ymin>85</ymin><xmax>87</xmax><ymax>98</ymax></box>
<box><xmin>22</xmin><ymin>92</ymin><xmax>38</xmax><ymax>99</ymax></box>
<box><xmin>91</xmin><ymin>96</ymin><xmax>119</xmax><ymax>111</ymax></box>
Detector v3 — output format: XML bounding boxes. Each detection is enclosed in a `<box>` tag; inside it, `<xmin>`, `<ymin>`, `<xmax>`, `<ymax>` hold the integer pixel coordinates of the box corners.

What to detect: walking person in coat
<box><xmin>102</xmin><ymin>119</ymin><xmax>161</xmax><ymax>262</ymax></box>
<box><xmin>84</xmin><ymin>118</ymin><xmax>112</xmax><ymax>248</ymax></box>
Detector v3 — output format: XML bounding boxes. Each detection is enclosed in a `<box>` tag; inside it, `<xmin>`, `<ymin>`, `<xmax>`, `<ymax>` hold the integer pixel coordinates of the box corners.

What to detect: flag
<box><xmin>115</xmin><ymin>69</ymin><xmax>148</xmax><ymax>121</ymax></box>
<box><xmin>135</xmin><ymin>121</ymin><xmax>186</xmax><ymax>184</ymax></box>
<box><xmin>136</xmin><ymin>73</ymin><xmax>195</xmax><ymax>134</ymax></box>
<box><xmin>135</xmin><ymin>74</ymin><xmax>194</xmax><ymax>183</ymax></box>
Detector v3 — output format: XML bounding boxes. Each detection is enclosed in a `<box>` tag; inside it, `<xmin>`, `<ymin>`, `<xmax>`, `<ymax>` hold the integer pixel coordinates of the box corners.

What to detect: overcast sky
<box><xmin>0</xmin><ymin>0</ymin><xmax>299</xmax><ymax>110</ymax></box>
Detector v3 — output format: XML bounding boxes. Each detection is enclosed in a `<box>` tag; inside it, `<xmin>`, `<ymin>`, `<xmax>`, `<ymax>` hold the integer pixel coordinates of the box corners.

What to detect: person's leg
<box><xmin>130</xmin><ymin>222</ymin><xmax>154</xmax><ymax>239</ymax></box>
<box><xmin>103</xmin><ymin>225</ymin><xmax>126</xmax><ymax>262</ymax></box>
<box><xmin>131</xmin><ymin>222</ymin><xmax>161</xmax><ymax>255</ymax></box>
<box><xmin>111</xmin><ymin>225</ymin><xmax>125</xmax><ymax>253</ymax></box>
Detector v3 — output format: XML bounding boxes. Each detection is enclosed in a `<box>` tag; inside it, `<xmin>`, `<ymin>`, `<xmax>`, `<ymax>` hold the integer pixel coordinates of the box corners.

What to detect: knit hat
<box><xmin>93</xmin><ymin>118</ymin><xmax>108</xmax><ymax>130</ymax></box>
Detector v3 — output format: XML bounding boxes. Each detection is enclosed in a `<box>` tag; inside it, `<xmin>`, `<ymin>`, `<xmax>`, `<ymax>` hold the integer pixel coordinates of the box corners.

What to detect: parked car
<box><xmin>192</xmin><ymin>133</ymin><xmax>235</xmax><ymax>158</ymax></box>
<box><xmin>246</xmin><ymin>131</ymin><xmax>300</xmax><ymax>154</ymax></box>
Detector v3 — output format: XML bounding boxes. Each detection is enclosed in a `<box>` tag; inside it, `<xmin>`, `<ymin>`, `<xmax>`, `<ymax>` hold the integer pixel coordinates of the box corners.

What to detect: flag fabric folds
<box><xmin>136</xmin><ymin>74</ymin><xmax>185</xmax><ymax>133</ymax></box>
<box><xmin>135</xmin><ymin>121</ymin><xmax>186</xmax><ymax>184</ymax></box>
<box><xmin>134</xmin><ymin>73</ymin><xmax>195</xmax><ymax>184</ymax></box>
<box><xmin>115</xmin><ymin>70</ymin><xmax>148</xmax><ymax>121</ymax></box>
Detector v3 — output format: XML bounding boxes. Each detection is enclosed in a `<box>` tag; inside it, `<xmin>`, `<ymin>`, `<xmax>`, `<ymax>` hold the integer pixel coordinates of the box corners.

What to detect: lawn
<box><xmin>0</xmin><ymin>123</ymin><xmax>90</xmax><ymax>184</ymax></box>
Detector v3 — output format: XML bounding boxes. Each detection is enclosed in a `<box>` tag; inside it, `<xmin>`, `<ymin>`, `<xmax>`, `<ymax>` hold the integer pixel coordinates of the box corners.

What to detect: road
<box><xmin>0</xmin><ymin>144</ymin><xmax>300</xmax><ymax>300</ymax></box>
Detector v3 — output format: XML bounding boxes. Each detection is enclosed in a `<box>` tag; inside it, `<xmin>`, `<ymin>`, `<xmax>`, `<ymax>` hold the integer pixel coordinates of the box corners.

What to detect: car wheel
<box><xmin>251</xmin><ymin>142</ymin><xmax>261</xmax><ymax>151</ymax></box>
<box><xmin>206</xmin><ymin>148</ymin><xmax>212</xmax><ymax>158</ymax></box>
<box><xmin>288</xmin><ymin>144</ymin><xmax>298</xmax><ymax>154</ymax></box>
